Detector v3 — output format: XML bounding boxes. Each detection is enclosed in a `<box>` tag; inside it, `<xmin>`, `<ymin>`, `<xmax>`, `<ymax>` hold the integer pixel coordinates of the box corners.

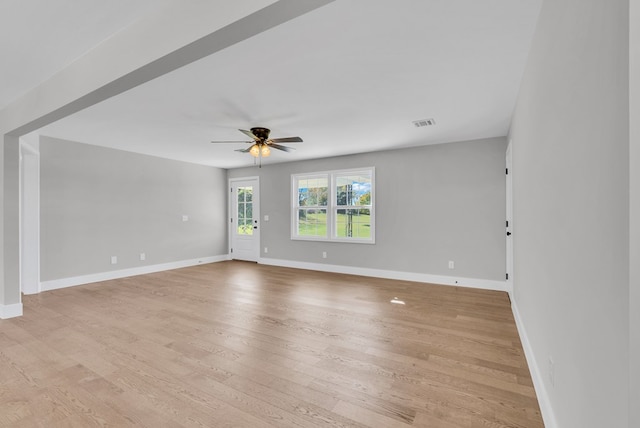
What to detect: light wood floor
<box><xmin>0</xmin><ymin>261</ymin><xmax>543</xmax><ymax>427</ymax></box>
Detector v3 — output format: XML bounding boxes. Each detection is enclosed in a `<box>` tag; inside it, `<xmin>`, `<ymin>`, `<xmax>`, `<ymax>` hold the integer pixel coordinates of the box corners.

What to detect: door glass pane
<box><xmin>237</xmin><ymin>186</ymin><xmax>253</xmax><ymax>235</ymax></box>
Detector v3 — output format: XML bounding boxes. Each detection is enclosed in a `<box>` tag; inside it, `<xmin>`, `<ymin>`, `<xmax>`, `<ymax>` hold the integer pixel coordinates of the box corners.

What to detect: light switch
<box><xmin>264</xmin><ymin>215</ymin><xmax>269</xmax><ymax>222</ymax></box>
<box><xmin>182</xmin><ymin>215</ymin><xmax>189</xmax><ymax>222</ymax></box>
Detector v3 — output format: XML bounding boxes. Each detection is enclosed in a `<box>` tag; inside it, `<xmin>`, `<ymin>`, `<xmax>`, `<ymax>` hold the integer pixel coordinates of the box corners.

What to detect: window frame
<box><xmin>291</xmin><ymin>167</ymin><xmax>375</xmax><ymax>244</ymax></box>
<box><xmin>292</xmin><ymin>173</ymin><xmax>329</xmax><ymax>240</ymax></box>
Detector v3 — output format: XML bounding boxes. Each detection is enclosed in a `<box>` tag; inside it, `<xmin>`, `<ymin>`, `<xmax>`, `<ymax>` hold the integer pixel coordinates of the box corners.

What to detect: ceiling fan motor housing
<box><xmin>250</xmin><ymin>127</ymin><xmax>271</xmax><ymax>141</ymax></box>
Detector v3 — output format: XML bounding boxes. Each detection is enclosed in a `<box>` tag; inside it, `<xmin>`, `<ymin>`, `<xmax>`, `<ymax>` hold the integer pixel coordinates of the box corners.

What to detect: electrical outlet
<box><xmin>322</xmin><ymin>251</ymin><xmax>327</xmax><ymax>259</ymax></box>
<box><xmin>548</xmin><ymin>356</ymin><xmax>555</xmax><ymax>387</ymax></box>
<box><xmin>140</xmin><ymin>252</ymin><xmax>146</xmax><ymax>261</ymax></box>
<box><xmin>182</xmin><ymin>215</ymin><xmax>189</xmax><ymax>222</ymax></box>
<box><xmin>264</xmin><ymin>247</ymin><xmax>268</xmax><ymax>254</ymax></box>
<box><xmin>448</xmin><ymin>260</ymin><xmax>455</xmax><ymax>269</ymax></box>
<box><xmin>111</xmin><ymin>256</ymin><xmax>118</xmax><ymax>265</ymax></box>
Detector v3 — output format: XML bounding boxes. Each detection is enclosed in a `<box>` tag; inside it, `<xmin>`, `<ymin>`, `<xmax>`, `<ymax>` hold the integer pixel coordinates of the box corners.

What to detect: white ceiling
<box><xmin>0</xmin><ymin>0</ymin><xmax>173</xmax><ymax>111</ymax></box>
<box><xmin>4</xmin><ymin>0</ymin><xmax>542</xmax><ymax>169</ymax></box>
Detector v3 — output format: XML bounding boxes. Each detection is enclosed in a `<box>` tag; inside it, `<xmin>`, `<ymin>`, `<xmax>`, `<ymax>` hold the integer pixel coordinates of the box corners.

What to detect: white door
<box><xmin>230</xmin><ymin>178</ymin><xmax>260</xmax><ymax>262</ymax></box>
<box><xmin>506</xmin><ymin>141</ymin><xmax>514</xmax><ymax>291</ymax></box>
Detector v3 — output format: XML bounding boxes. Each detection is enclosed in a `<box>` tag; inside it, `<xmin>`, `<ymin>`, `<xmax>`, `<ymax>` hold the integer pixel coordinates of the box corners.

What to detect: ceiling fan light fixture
<box><xmin>210</xmin><ymin>127</ymin><xmax>302</xmax><ymax>162</ymax></box>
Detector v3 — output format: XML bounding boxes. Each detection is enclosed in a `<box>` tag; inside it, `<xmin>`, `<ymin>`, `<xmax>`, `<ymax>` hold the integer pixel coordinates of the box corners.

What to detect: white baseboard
<box><xmin>0</xmin><ymin>302</ymin><xmax>23</xmax><ymax>319</ymax></box>
<box><xmin>258</xmin><ymin>257</ymin><xmax>507</xmax><ymax>292</ymax></box>
<box><xmin>40</xmin><ymin>255</ymin><xmax>230</xmax><ymax>292</ymax></box>
<box><xmin>510</xmin><ymin>294</ymin><xmax>558</xmax><ymax>428</ymax></box>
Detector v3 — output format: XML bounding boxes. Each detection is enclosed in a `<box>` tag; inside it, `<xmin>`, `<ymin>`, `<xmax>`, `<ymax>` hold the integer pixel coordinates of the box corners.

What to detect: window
<box><xmin>236</xmin><ymin>186</ymin><xmax>253</xmax><ymax>235</ymax></box>
<box><xmin>295</xmin><ymin>175</ymin><xmax>329</xmax><ymax>238</ymax></box>
<box><xmin>292</xmin><ymin>168</ymin><xmax>374</xmax><ymax>243</ymax></box>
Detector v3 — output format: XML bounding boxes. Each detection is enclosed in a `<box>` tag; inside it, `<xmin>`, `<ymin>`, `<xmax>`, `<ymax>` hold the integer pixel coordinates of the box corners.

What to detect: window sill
<box><xmin>291</xmin><ymin>236</ymin><xmax>375</xmax><ymax>244</ymax></box>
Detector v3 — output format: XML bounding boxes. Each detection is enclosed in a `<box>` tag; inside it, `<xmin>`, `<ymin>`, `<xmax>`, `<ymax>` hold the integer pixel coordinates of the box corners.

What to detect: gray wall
<box><xmin>509</xmin><ymin>0</ymin><xmax>629</xmax><ymax>427</ymax></box>
<box><xmin>229</xmin><ymin>137</ymin><xmax>507</xmax><ymax>281</ymax></box>
<box><xmin>40</xmin><ymin>136</ymin><xmax>228</xmax><ymax>281</ymax></box>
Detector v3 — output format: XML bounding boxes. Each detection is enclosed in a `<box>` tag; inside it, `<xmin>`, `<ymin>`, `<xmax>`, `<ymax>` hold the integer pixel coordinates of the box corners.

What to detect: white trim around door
<box><xmin>506</xmin><ymin>140</ymin><xmax>514</xmax><ymax>293</ymax></box>
<box><xmin>228</xmin><ymin>177</ymin><xmax>260</xmax><ymax>262</ymax></box>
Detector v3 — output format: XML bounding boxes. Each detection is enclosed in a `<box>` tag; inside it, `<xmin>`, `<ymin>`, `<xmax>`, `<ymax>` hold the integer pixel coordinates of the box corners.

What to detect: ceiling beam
<box><xmin>0</xmin><ymin>0</ymin><xmax>335</xmax><ymax>137</ymax></box>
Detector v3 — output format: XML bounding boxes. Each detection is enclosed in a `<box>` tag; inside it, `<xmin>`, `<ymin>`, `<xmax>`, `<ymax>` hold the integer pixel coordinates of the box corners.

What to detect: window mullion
<box><xmin>329</xmin><ymin>173</ymin><xmax>336</xmax><ymax>239</ymax></box>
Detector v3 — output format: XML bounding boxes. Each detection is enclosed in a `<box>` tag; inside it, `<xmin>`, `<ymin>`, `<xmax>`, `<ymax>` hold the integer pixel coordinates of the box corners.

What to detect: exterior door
<box><xmin>230</xmin><ymin>178</ymin><xmax>260</xmax><ymax>262</ymax></box>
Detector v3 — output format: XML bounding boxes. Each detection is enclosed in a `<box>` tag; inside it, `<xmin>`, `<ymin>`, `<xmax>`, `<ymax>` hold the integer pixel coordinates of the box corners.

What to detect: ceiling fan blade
<box><xmin>239</xmin><ymin>129</ymin><xmax>260</xmax><ymax>141</ymax></box>
<box><xmin>235</xmin><ymin>148</ymin><xmax>252</xmax><ymax>153</ymax></box>
<box><xmin>211</xmin><ymin>140</ymin><xmax>252</xmax><ymax>144</ymax></box>
<box><xmin>269</xmin><ymin>136</ymin><xmax>303</xmax><ymax>143</ymax></box>
<box><xmin>269</xmin><ymin>143</ymin><xmax>295</xmax><ymax>152</ymax></box>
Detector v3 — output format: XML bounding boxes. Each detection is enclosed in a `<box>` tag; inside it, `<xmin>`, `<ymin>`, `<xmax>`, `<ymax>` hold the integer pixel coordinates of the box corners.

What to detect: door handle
<box><xmin>253</xmin><ymin>226</ymin><xmax>258</xmax><ymax>229</ymax></box>
<box><xmin>506</xmin><ymin>232</ymin><xmax>512</xmax><ymax>236</ymax></box>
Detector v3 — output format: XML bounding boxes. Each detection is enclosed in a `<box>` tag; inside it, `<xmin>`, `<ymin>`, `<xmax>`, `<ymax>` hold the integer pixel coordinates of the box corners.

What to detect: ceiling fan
<box><xmin>210</xmin><ymin>127</ymin><xmax>303</xmax><ymax>164</ymax></box>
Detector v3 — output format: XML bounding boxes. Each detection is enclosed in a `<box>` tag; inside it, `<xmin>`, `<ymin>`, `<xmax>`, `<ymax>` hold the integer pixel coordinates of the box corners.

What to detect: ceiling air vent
<box><xmin>412</xmin><ymin>118</ymin><xmax>436</xmax><ymax>128</ymax></box>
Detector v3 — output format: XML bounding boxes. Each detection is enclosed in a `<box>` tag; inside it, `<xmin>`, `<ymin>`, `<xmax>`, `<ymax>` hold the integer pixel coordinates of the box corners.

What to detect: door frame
<box><xmin>506</xmin><ymin>140</ymin><xmax>514</xmax><ymax>293</ymax></box>
<box><xmin>228</xmin><ymin>176</ymin><xmax>260</xmax><ymax>261</ymax></box>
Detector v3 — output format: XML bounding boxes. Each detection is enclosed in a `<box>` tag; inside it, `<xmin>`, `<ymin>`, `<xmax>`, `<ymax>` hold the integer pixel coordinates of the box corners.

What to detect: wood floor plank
<box><xmin>0</xmin><ymin>261</ymin><xmax>543</xmax><ymax>427</ymax></box>
<box><xmin>332</xmin><ymin>400</ymin><xmax>413</xmax><ymax>428</ymax></box>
